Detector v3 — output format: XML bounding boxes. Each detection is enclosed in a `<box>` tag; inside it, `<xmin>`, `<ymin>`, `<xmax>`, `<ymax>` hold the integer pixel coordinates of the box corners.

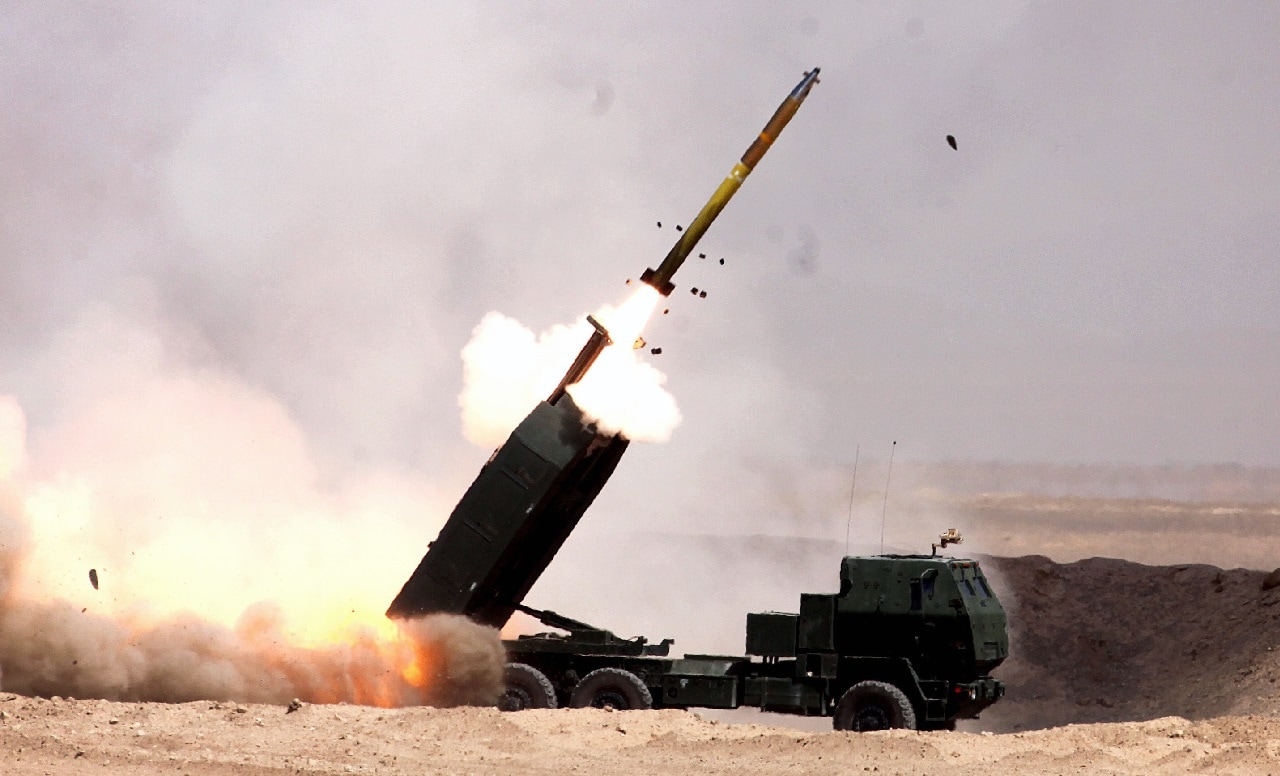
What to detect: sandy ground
<box><xmin>6</xmin><ymin>553</ymin><xmax>1280</xmax><ymax>775</ymax></box>
<box><xmin>5</xmin><ymin>696</ymin><xmax>1280</xmax><ymax>776</ymax></box>
<box><xmin>6</xmin><ymin>491</ymin><xmax>1280</xmax><ymax>774</ymax></box>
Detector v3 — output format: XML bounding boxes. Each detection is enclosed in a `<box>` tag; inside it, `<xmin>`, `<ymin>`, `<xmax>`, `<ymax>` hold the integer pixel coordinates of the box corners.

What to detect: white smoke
<box><xmin>457</xmin><ymin>290</ymin><xmax>682</xmax><ymax>447</ymax></box>
<box><xmin>566</xmin><ymin>344</ymin><xmax>680</xmax><ymax>442</ymax></box>
<box><xmin>457</xmin><ymin>312</ymin><xmax>592</xmax><ymax>447</ymax></box>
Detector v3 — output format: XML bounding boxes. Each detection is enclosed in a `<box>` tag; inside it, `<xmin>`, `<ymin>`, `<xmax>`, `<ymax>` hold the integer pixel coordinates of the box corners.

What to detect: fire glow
<box><xmin>0</xmin><ymin>389</ymin><xmax>504</xmax><ymax>708</ymax></box>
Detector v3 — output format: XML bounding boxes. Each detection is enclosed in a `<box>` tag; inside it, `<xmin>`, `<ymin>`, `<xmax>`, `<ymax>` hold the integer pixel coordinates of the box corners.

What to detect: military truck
<box><xmin>386</xmin><ymin>317</ymin><xmax>1008</xmax><ymax>730</ymax></box>
<box><xmin>497</xmin><ymin>552</ymin><xmax>1007</xmax><ymax>731</ymax></box>
<box><xmin>386</xmin><ymin>69</ymin><xmax>1008</xmax><ymax>729</ymax></box>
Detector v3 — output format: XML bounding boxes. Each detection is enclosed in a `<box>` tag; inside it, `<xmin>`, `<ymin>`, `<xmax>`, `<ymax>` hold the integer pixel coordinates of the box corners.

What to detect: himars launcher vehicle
<box><xmin>387</xmin><ymin>69</ymin><xmax>1008</xmax><ymax>731</ymax></box>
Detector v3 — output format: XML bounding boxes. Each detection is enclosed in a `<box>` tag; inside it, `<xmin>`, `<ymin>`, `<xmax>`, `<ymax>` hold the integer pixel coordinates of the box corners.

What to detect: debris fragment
<box><xmin>690</xmin><ymin>287</ymin><xmax>699</xmax><ymax>295</ymax></box>
<box><xmin>287</xmin><ymin>698</ymin><xmax>303</xmax><ymax>714</ymax></box>
<box><xmin>946</xmin><ymin>134</ymin><xmax>957</xmax><ymax>150</ymax></box>
<box><xmin>698</xmin><ymin>253</ymin><xmax>706</xmax><ymax>259</ymax></box>
<box><xmin>719</xmin><ymin>258</ymin><xmax>725</xmax><ymax>265</ymax></box>
<box><xmin>657</xmin><ymin>221</ymin><xmax>662</xmax><ymax>228</ymax></box>
<box><xmin>676</xmin><ymin>225</ymin><xmax>683</xmax><ymax>232</ymax></box>
<box><xmin>699</xmin><ymin>291</ymin><xmax>707</xmax><ymax>298</ymax></box>
<box><xmin>88</xmin><ymin>569</ymin><xmax>98</xmax><ymax>590</ymax></box>
<box><xmin>662</xmin><ymin>308</ymin><xmax>669</xmax><ymax>315</ymax></box>
<box><xmin>650</xmin><ymin>347</ymin><xmax>662</xmax><ymax>355</ymax></box>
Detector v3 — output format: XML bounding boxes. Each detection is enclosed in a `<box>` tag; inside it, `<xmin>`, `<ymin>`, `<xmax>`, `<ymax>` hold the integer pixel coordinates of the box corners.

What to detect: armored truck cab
<box><xmin>743</xmin><ymin>554</ymin><xmax>1007</xmax><ymax>729</ymax></box>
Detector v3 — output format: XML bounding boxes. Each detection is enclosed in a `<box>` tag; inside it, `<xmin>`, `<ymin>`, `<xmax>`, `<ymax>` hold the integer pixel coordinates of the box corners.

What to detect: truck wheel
<box><xmin>498</xmin><ymin>663</ymin><xmax>558</xmax><ymax>711</ymax></box>
<box><xmin>568</xmin><ymin>668</ymin><xmax>653</xmax><ymax>710</ymax></box>
<box><xmin>833</xmin><ymin>680</ymin><xmax>917</xmax><ymax>731</ymax></box>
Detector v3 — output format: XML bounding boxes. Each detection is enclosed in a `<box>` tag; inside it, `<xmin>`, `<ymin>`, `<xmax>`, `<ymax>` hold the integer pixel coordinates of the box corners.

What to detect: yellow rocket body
<box><xmin>640</xmin><ymin>68</ymin><xmax>820</xmax><ymax>295</ymax></box>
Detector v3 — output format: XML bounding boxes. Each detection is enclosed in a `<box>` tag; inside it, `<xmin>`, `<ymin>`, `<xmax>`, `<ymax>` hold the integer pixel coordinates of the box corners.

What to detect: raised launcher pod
<box><xmin>386</xmin><ymin>318</ymin><xmax>627</xmax><ymax>628</ymax></box>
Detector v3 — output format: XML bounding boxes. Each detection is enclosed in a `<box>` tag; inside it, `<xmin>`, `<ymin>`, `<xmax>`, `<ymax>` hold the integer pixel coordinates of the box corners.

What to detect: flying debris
<box><xmin>719</xmin><ymin>258</ymin><xmax>725</xmax><ymax>265</ymax></box>
<box><xmin>650</xmin><ymin>347</ymin><xmax>662</xmax><ymax>355</ymax></box>
<box><xmin>88</xmin><ymin>569</ymin><xmax>99</xmax><ymax>590</ymax></box>
<box><xmin>699</xmin><ymin>291</ymin><xmax>707</xmax><ymax>298</ymax></box>
<box><xmin>639</xmin><ymin>68</ymin><xmax>820</xmax><ymax>295</ymax></box>
<box><xmin>662</xmin><ymin>308</ymin><xmax>669</xmax><ymax>315</ymax></box>
<box><xmin>946</xmin><ymin>134</ymin><xmax>957</xmax><ymax>150</ymax></box>
<box><xmin>690</xmin><ymin>287</ymin><xmax>699</xmax><ymax>295</ymax></box>
<box><xmin>657</xmin><ymin>221</ymin><xmax>662</xmax><ymax>228</ymax></box>
<box><xmin>698</xmin><ymin>253</ymin><xmax>706</xmax><ymax>259</ymax></box>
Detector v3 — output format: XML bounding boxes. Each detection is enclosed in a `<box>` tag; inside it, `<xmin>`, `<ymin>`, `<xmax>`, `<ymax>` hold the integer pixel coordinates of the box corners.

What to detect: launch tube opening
<box><xmin>548</xmin><ymin>315</ymin><xmax>612</xmax><ymax>405</ymax></box>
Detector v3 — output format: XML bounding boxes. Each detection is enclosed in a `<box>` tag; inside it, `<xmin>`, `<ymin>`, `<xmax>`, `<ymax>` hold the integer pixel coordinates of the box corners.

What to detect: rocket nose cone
<box><xmin>791</xmin><ymin>67</ymin><xmax>822</xmax><ymax>99</ymax></box>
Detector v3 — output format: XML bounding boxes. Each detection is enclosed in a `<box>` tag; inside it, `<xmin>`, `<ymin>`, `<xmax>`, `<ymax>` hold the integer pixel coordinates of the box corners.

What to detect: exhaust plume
<box><xmin>458</xmin><ymin>286</ymin><xmax>681</xmax><ymax>446</ymax></box>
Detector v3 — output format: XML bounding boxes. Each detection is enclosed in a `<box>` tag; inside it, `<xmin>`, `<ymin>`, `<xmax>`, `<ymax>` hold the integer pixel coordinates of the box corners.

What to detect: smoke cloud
<box><xmin>0</xmin><ymin>357</ymin><xmax>504</xmax><ymax>705</ymax></box>
<box><xmin>458</xmin><ymin>287</ymin><xmax>681</xmax><ymax>446</ymax></box>
<box><xmin>0</xmin><ymin>595</ymin><xmax>502</xmax><ymax>707</ymax></box>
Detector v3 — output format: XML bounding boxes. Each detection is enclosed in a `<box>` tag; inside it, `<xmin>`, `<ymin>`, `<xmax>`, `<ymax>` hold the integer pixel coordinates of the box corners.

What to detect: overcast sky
<box><xmin>2</xmin><ymin>2</ymin><xmax>1277</xmax><ymax>498</ymax></box>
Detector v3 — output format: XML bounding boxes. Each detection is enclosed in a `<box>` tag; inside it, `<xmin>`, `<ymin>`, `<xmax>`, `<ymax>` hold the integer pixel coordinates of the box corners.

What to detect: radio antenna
<box><xmin>879</xmin><ymin>440</ymin><xmax>897</xmax><ymax>554</ymax></box>
<box><xmin>843</xmin><ymin>445</ymin><xmax>860</xmax><ymax>556</ymax></box>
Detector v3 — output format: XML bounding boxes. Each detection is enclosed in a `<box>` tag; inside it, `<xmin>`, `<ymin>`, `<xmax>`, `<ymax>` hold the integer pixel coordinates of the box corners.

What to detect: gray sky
<box><xmin>2</xmin><ymin>2</ymin><xmax>1277</xmax><ymax>492</ymax></box>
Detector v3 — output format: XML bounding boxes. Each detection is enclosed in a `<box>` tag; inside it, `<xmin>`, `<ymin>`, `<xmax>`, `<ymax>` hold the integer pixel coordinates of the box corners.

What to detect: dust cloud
<box><xmin>0</xmin><ymin>592</ymin><xmax>502</xmax><ymax>707</ymax></box>
<box><xmin>0</xmin><ymin>377</ymin><xmax>504</xmax><ymax>706</ymax></box>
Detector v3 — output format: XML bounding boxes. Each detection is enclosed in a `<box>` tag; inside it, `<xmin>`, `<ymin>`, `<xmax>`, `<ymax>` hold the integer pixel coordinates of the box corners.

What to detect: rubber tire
<box><xmin>498</xmin><ymin>663</ymin><xmax>558</xmax><ymax>711</ymax></box>
<box><xmin>833</xmin><ymin>680</ymin><xmax>918</xmax><ymax>732</ymax></box>
<box><xmin>568</xmin><ymin>668</ymin><xmax>653</xmax><ymax>710</ymax></box>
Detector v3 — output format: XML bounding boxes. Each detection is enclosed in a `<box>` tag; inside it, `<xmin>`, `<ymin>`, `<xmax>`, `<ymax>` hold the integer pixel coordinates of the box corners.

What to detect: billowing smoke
<box><xmin>0</xmin><ymin>600</ymin><xmax>502</xmax><ymax>707</ymax></box>
<box><xmin>458</xmin><ymin>286</ymin><xmax>680</xmax><ymax>446</ymax></box>
<box><xmin>0</xmin><ymin>365</ymin><xmax>504</xmax><ymax>704</ymax></box>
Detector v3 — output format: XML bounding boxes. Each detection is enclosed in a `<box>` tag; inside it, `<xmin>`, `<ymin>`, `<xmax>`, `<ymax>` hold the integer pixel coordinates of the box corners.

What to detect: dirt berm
<box><xmin>982</xmin><ymin>555</ymin><xmax>1280</xmax><ymax>731</ymax></box>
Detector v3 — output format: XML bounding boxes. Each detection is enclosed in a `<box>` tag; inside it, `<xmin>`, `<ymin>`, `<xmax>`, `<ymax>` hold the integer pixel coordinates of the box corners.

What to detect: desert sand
<box><xmin>3</xmin><ymin>697</ymin><xmax>1280</xmax><ymax>775</ymax></box>
<box><xmin>5</xmin><ymin>490</ymin><xmax>1280</xmax><ymax>774</ymax></box>
<box><xmin>5</xmin><ymin>551</ymin><xmax>1280</xmax><ymax>775</ymax></box>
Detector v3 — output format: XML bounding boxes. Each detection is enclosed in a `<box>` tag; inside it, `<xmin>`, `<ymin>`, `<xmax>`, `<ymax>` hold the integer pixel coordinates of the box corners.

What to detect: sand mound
<box><xmin>982</xmin><ymin>555</ymin><xmax>1280</xmax><ymax>731</ymax></box>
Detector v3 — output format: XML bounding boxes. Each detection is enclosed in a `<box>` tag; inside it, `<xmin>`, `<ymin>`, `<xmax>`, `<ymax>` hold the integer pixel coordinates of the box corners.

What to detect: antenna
<box><xmin>879</xmin><ymin>440</ymin><xmax>896</xmax><ymax>554</ymax></box>
<box><xmin>843</xmin><ymin>445</ymin><xmax>860</xmax><ymax>556</ymax></box>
